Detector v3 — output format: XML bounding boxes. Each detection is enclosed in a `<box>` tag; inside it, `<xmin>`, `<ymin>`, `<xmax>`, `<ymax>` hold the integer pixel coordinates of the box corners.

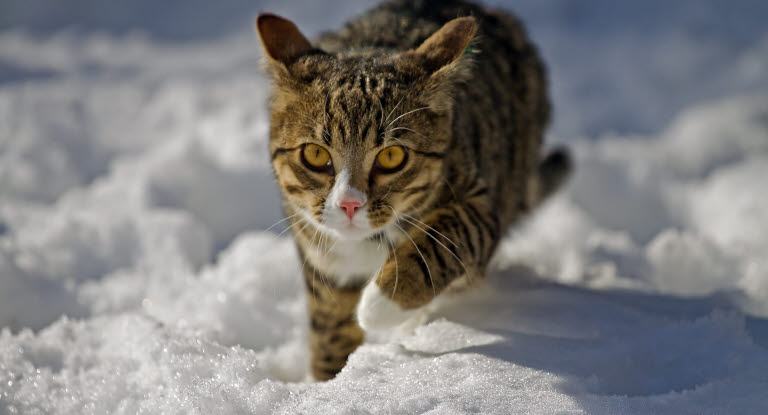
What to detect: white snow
<box><xmin>2</xmin><ymin>1</ymin><xmax>768</xmax><ymax>414</ymax></box>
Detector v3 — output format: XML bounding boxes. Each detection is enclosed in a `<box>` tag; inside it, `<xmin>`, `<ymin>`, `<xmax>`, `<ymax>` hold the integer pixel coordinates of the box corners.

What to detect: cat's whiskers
<box><xmin>263</xmin><ymin>213</ymin><xmax>301</xmax><ymax>234</ymax></box>
<box><xmin>386</xmin><ymin>126</ymin><xmax>428</xmax><ymax>140</ymax></box>
<box><xmin>377</xmin><ymin>97</ymin><xmax>385</xmax><ymax>130</ymax></box>
<box><xmin>319</xmin><ymin>224</ymin><xmax>339</xmax><ymax>258</ymax></box>
<box><xmin>386</xmin><ymin>233</ymin><xmax>399</xmax><ymax>299</ymax></box>
<box><xmin>399</xmin><ymin>216</ymin><xmax>471</xmax><ymax>281</ymax></box>
<box><xmin>298</xmin><ymin>220</ymin><xmax>325</xmax><ymax>301</ymax></box>
<box><xmin>378</xmin><ymin>131</ymin><xmax>407</xmax><ymax>146</ymax></box>
<box><xmin>384</xmin><ymin>95</ymin><xmax>406</xmax><ymax>125</ymax></box>
<box><xmin>300</xmin><ymin>225</ymin><xmax>320</xmax><ymax>298</ymax></box>
<box><xmin>379</xmin><ymin>186</ymin><xmax>393</xmax><ymax>201</ymax></box>
<box><xmin>385</xmin><ymin>205</ymin><xmax>436</xmax><ymax>297</ymax></box>
<box><xmin>314</xmin><ymin>224</ymin><xmax>341</xmax><ymax>304</ymax></box>
<box><xmin>323</xmin><ymin>91</ymin><xmax>332</xmax><ymax>143</ymax></box>
<box><xmin>441</xmin><ymin>177</ymin><xmax>458</xmax><ymax>200</ymax></box>
<box><xmin>273</xmin><ymin>215</ymin><xmax>307</xmax><ymax>240</ymax></box>
<box><xmin>399</xmin><ymin>213</ymin><xmax>457</xmax><ymax>247</ymax></box>
<box><xmin>302</xmin><ymin>220</ymin><xmax>340</xmax><ymax>305</ymax></box>
<box><xmin>324</xmin><ymin>233</ymin><xmax>339</xmax><ymax>258</ymax></box>
<box><xmin>322</xmin><ymin>124</ymin><xmax>332</xmax><ymax>143</ymax></box>
<box><xmin>385</xmin><ymin>106</ymin><xmax>431</xmax><ymax>132</ymax></box>
<box><xmin>296</xmin><ymin>220</ymin><xmax>314</xmax><ymax>243</ymax></box>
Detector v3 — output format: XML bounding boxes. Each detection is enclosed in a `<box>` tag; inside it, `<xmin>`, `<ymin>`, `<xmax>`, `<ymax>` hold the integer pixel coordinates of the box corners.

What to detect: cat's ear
<box><xmin>406</xmin><ymin>17</ymin><xmax>477</xmax><ymax>111</ymax></box>
<box><xmin>414</xmin><ymin>16</ymin><xmax>477</xmax><ymax>73</ymax></box>
<box><xmin>256</xmin><ymin>13</ymin><xmax>314</xmax><ymax>67</ymax></box>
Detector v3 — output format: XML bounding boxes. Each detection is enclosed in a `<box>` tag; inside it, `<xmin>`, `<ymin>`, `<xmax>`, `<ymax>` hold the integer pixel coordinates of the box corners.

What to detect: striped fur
<box><xmin>257</xmin><ymin>0</ymin><xmax>570</xmax><ymax>380</ymax></box>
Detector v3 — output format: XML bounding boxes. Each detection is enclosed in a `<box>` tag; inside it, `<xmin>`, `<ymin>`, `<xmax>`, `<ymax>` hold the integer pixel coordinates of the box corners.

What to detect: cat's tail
<box><xmin>532</xmin><ymin>147</ymin><xmax>572</xmax><ymax>205</ymax></box>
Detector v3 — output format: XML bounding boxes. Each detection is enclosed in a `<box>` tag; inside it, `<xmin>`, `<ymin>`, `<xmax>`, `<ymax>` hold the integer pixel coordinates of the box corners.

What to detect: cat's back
<box><xmin>317</xmin><ymin>0</ymin><xmax>528</xmax><ymax>56</ymax></box>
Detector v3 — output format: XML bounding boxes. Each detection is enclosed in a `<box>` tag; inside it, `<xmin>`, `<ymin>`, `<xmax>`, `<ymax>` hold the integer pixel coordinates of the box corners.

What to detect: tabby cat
<box><xmin>256</xmin><ymin>0</ymin><xmax>570</xmax><ymax>380</ymax></box>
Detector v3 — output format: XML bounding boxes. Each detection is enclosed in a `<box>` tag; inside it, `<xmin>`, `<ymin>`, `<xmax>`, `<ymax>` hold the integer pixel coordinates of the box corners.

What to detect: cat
<box><xmin>256</xmin><ymin>0</ymin><xmax>570</xmax><ymax>380</ymax></box>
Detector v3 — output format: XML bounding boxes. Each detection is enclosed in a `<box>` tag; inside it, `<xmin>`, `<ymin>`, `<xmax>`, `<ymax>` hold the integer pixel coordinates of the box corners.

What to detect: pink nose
<box><xmin>339</xmin><ymin>200</ymin><xmax>361</xmax><ymax>220</ymax></box>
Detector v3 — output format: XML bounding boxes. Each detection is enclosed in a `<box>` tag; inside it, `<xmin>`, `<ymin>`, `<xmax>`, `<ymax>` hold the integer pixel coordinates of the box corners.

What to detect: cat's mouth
<box><xmin>310</xmin><ymin>214</ymin><xmax>372</xmax><ymax>241</ymax></box>
<box><xmin>326</xmin><ymin>222</ymin><xmax>378</xmax><ymax>241</ymax></box>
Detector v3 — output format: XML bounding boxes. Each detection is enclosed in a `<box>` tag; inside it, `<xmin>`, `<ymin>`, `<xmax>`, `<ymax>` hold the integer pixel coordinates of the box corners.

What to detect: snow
<box><xmin>1</xmin><ymin>1</ymin><xmax>768</xmax><ymax>414</ymax></box>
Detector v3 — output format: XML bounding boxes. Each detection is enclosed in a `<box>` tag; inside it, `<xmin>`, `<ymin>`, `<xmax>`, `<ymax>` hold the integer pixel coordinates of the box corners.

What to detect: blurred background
<box><xmin>2</xmin><ymin>0</ymin><xmax>767</xmax><ymax>137</ymax></box>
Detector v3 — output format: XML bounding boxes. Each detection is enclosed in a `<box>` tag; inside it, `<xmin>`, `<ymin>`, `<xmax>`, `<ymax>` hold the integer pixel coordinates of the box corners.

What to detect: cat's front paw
<box><xmin>356</xmin><ymin>281</ymin><xmax>416</xmax><ymax>332</ymax></box>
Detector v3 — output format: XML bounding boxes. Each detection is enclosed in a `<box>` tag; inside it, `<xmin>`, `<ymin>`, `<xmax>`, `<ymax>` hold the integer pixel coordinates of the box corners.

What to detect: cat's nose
<box><xmin>339</xmin><ymin>200</ymin><xmax>361</xmax><ymax>220</ymax></box>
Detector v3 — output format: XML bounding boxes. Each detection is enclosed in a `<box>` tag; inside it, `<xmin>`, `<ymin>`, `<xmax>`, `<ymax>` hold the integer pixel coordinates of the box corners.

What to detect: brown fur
<box><xmin>257</xmin><ymin>0</ymin><xmax>570</xmax><ymax>380</ymax></box>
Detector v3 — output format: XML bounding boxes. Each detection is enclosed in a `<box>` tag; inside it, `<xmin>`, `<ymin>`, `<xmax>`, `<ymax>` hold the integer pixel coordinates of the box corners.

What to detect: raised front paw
<box><xmin>356</xmin><ymin>280</ymin><xmax>417</xmax><ymax>332</ymax></box>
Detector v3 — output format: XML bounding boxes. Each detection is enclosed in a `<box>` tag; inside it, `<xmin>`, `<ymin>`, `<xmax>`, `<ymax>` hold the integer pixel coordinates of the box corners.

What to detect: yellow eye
<box><xmin>375</xmin><ymin>146</ymin><xmax>407</xmax><ymax>171</ymax></box>
<box><xmin>302</xmin><ymin>143</ymin><xmax>331</xmax><ymax>171</ymax></box>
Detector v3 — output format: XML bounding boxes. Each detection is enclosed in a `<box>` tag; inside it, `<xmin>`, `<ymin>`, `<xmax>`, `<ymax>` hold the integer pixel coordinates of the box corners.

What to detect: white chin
<box><xmin>328</xmin><ymin>224</ymin><xmax>380</xmax><ymax>241</ymax></box>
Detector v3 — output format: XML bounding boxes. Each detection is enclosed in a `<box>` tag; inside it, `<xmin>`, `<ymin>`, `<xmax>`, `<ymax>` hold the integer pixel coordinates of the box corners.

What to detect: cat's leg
<box><xmin>303</xmin><ymin>260</ymin><xmax>364</xmax><ymax>381</ymax></box>
<box><xmin>357</xmin><ymin>185</ymin><xmax>499</xmax><ymax>331</ymax></box>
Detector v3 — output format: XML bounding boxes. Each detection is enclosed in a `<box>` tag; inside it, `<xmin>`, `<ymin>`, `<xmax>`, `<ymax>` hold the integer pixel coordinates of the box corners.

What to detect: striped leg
<box><xmin>303</xmin><ymin>261</ymin><xmax>364</xmax><ymax>381</ymax></box>
<box><xmin>357</xmin><ymin>189</ymin><xmax>500</xmax><ymax>331</ymax></box>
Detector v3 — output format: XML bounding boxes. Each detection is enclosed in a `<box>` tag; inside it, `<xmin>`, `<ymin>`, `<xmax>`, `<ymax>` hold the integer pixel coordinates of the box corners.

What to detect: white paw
<box><xmin>356</xmin><ymin>281</ymin><xmax>417</xmax><ymax>332</ymax></box>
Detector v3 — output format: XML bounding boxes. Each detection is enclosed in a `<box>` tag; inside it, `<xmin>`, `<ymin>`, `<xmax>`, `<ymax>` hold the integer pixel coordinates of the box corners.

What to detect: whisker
<box><xmin>324</xmin><ymin>232</ymin><xmax>339</xmax><ymax>256</ymax></box>
<box><xmin>323</xmin><ymin>128</ymin><xmax>332</xmax><ymax>143</ymax></box>
<box><xmin>386</xmin><ymin>205</ymin><xmax>436</xmax><ymax>297</ymax></box>
<box><xmin>379</xmin><ymin>185</ymin><xmax>393</xmax><ymax>201</ymax></box>
<box><xmin>317</xmin><ymin>229</ymin><xmax>341</xmax><ymax>305</ymax></box>
<box><xmin>318</xmin><ymin>224</ymin><xmax>337</xmax><ymax>257</ymax></box>
<box><xmin>293</xmin><ymin>219</ymin><xmax>317</xmax><ymax>297</ymax></box>
<box><xmin>399</xmin><ymin>216</ymin><xmax>471</xmax><ymax>281</ymax></box>
<box><xmin>295</xmin><ymin>220</ymin><xmax>314</xmax><ymax>242</ymax></box>
<box><xmin>301</xmin><ymin>222</ymin><xmax>339</xmax><ymax>305</ymax></box>
<box><xmin>323</xmin><ymin>91</ymin><xmax>332</xmax><ymax>142</ymax></box>
<box><xmin>300</xmin><ymin>225</ymin><xmax>319</xmax><ymax>297</ymax></box>
<box><xmin>377</xmin><ymin>97</ymin><xmax>385</xmax><ymax>130</ymax></box>
<box><xmin>378</xmin><ymin>131</ymin><xmax>407</xmax><ymax>146</ymax></box>
<box><xmin>385</xmin><ymin>106</ymin><xmax>430</xmax><ymax>131</ymax></box>
<box><xmin>274</xmin><ymin>216</ymin><xmax>307</xmax><ymax>240</ymax></box>
<box><xmin>387</xmin><ymin>126</ymin><xmax>428</xmax><ymax>140</ymax></box>
<box><xmin>318</xmin><ymin>226</ymin><xmax>327</xmax><ymax>253</ymax></box>
<box><xmin>441</xmin><ymin>177</ymin><xmax>458</xmax><ymax>200</ymax></box>
<box><xmin>264</xmin><ymin>213</ymin><xmax>300</xmax><ymax>234</ymax></box>
<box><xmin>399</xmin><ymin>213</ymin><xmax>457</xmax><ymax>247</ymax></box>
<box><xmin>384</xmin><ymin>95</ymin><xmax>405</xmax><ymax>124</ymax></box>
<box><xmin>386</xmin><ymin>234</ymin><xmax>399</xmax><ymax>298</ymax></box>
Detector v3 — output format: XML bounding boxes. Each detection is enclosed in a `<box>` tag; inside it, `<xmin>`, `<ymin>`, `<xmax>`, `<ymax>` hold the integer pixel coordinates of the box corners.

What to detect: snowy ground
<box><xmin>1</xmin><ymin>1</ymin><xmax>768</xmax><ymax>414</ymax></box>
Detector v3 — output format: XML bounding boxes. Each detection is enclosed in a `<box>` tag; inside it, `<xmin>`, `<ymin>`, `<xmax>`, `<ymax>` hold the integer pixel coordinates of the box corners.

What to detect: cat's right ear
<box><xmin>255</xmin><ymin>13</ymin><xmax>314</xmax><ymax>68</ymax></box>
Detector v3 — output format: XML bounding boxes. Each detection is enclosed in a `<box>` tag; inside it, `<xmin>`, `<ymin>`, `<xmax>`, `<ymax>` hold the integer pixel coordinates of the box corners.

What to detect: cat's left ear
<box><xmin>413</xmin><ymin>16</ymin><xmax>477</xmax><ymax>75</ymax></box>
<box><xmin>406</xmin><ymin>17</ymin><xmax>477</xmax><ymax>110</ymax></box>
<box><xmin>256</xmin><ymin>13</ymin><xmax>315</xmax><ymax>67</ymax></box>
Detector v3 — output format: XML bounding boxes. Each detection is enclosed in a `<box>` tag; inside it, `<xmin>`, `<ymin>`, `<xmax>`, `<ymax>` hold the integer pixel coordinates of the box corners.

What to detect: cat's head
<box><xmin>257</xmin><ymin>13</ymin><xmax>476</xmax><ymax>241</ymax></box>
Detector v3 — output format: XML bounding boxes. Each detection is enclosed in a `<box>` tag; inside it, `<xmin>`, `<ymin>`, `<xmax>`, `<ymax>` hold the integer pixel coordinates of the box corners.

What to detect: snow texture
<box><xmin>1</xmin><ymin>1</ymin><xmax>768</xmax><ymax>414</ymax></box>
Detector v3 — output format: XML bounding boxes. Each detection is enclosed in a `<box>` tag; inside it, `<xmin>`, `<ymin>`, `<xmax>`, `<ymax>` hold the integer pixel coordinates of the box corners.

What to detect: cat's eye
<box><xmin>301</xmin><ymin>143</ymin><xmax>332</xmax><ymax>172</ymax></box>
<box><xmin>375</xmin><ymin>146</ymin><xmax>407</xmax><ymax>172</ymax></box>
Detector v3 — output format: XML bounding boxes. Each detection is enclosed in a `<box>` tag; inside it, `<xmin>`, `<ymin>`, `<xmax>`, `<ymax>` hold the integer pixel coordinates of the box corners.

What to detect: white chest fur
<box><xmin>304</xmin><ymin>236</ymin><xmax>390</xmax><ymax>287</ymax></box>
